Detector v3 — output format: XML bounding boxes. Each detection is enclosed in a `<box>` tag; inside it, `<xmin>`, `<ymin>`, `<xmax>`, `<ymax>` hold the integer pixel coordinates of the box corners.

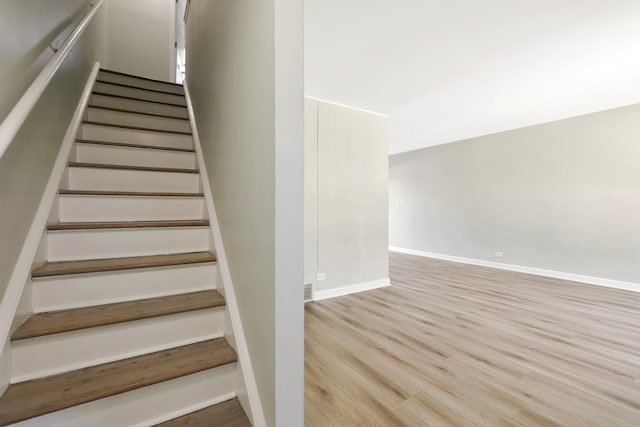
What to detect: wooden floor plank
<box><xmin>67</xmin><ymin>161</ymin><xmax>199</xmax><ymax>174</ymax></box>
<box><xmin>76</xmin><ymin>139</ymin><xmax>195</xmax><ymax>153</ymax></box>
<box><xmin>83</xmin><ymin>120</ymin><xmax>191</xmax><ymax>135</ymax></box>
<box><xmin>304</xmin><ymin>395</ymin><xmax>335</xmax><ymax>427</ymax></box>
<box><xmin>305</xmin><ymin>252</ymin><xmax>640</xmax><ymax>426</ymax></box>
<box><xmin>88</xmin><ymin>105</ymin><xmax>190</xmax><ymax>121</ymax></box>
<box><xmin>48</xmin><ymin>220</ymin><xmax>209</xmax><ymax>231</ymax></box>
<box><xmin>59</xmin><ymin>189</ymin><xmax>204</xmax><ymax>197</ymax></box>
<box><xmin>155</xmin><ymin>398</ymin><xmax>251</xmax><ymax>427</ymax></box>
<box><xmin>12</xmin><ymin>290</ymin><xmax>224</xmax><ymax>340</ymax></box>
<box><xmin>31</xmin><ymin>251</ymin><xmax>216</xmax><ymax>278</ymax></box>
<box><xmin>92</xmin><ymin>91</ymin><xmax>187</xmax><ymax>108</ymax></box>
<box><xmin>304</xmin><ymin>349</ymin><xmax>381</xmax><ymax>427</ymax></box>
<box><xmin>0</xmin><ymin>338</ymin><xmax>236</xmax><ymax>425</ymax></box>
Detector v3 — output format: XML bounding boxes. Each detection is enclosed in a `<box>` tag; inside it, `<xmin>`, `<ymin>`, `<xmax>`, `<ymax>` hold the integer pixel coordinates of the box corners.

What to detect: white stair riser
<box><xmin>94</xmin><ymin>82</ymin><xmax>187</xmax><ymax>106</ymax></box>
<box><xmin>65</xmin><ymin>168</ymin><xmax>200</xmax><ymax>193</ymax></box>
<box><xmin>58</xmin><ymin>196</ymin><xmax>205</xmax><ymax>222</ymax></box>
<box><xmin>11</xmin><ymin>308</ymin><xmax>225</xmax><ymax>382</ymax></box>
<box><xmin>47</xmin><ymin>227</ymin><xmax>210</xmax><ymax>261</ymax></box>
<box><xmin>74</xmin><ymin>143</ymin><xmax>196</xmax><ymax>170</ymax></box>
<box><xmin>87</xmin><ymin>108</ymin><xmax>191</xmax><ymax>133</ymax></box>
<box><xmin>98</xmin><ymin>71</ymin><xmax>184</xmax><ymax>95</ymax></box>
<box><xmin>32</xmin><ymin>264</ymin><xmax>217</xmax><ymax>311</ymax></box>
<box><xmin>82</xmin><ymin>123</ymin><xmax>193</xmax><ymax>150</ymax></box>
<box><xmin>90</xmin><ymin>94</ymin><xmax>189</xmax><ymax>118</ymax></box>
<box><xmin>12</xmin><ymin>364</ymin><xmax>237</xmax><ymax>427</ymax></box>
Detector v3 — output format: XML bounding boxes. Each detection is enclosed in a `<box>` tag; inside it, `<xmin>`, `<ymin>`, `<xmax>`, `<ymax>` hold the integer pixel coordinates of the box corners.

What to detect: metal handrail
<box><xmin>0</xmin><ymin>0</ymin><xmax>105</xmax><ymax>160</ymax></box>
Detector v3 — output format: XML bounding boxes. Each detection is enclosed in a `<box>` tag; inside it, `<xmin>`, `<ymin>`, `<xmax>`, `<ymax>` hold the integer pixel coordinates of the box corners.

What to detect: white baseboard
<box><xmin>0</xmin><ymin>63</ymin><xmax>101</xmax><ymax>360</ymax></box>
<box><xmin>314</xmin><ymin>279</ymin><xmax>391</xmax><ymax>301</ymax></box>
<box><xmin>183</xmin><ymin>81</ymin><xmax>266</xmax><ymax>427</ymax></box>
<box><xmin>390</xmin><ymin>246</ymin><xmax>640</xmax><ymax>294</ymax></box>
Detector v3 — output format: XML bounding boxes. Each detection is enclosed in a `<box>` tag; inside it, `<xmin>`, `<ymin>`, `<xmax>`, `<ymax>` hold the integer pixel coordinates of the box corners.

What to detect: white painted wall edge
<box><xmin>183</xmin><ymin>81</ymin><xmax>266</xmax><ymax>427</ymax></box>
<box><xmin>314</xmin><ymin>278</ymin><xmax>391</xmax><ymax>301</ymax></box>
<box><xmin>304</xmin><ymin>96</ymin><xmax>389</xmax><ymax>118</ymax></box>
<box><xmin>0</xmin><ymin>63</ymin><xmax>101</xmax><ymax>394</ymax></box>
<box><xmin>0</xmin><ymin>338</ymin><xmax>10</xmax><ymax>395</ymax></box>
<box><xmin>390</xmin><ymin>247</ymin><xmax>640</xmax><ymax>294</ymax></box>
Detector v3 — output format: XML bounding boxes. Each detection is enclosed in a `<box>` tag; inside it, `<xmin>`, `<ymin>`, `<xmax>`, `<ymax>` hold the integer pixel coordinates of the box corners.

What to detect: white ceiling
<box><xmin>305</xmin><ymin>0</ymin><xmax>640</xmax><ymax>154</ymax></box>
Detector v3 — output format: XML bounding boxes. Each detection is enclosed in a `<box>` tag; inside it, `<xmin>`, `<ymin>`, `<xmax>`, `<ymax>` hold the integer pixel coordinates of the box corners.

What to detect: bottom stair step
<box><xmin>0</xmin><ymin>338</ymin><xmax>237</xmax><ymax>425</ymax></box>
<box><xmin>155</xmin><ymin>398</ymin><xmax>251</xmax><ymax>427</ymax></box>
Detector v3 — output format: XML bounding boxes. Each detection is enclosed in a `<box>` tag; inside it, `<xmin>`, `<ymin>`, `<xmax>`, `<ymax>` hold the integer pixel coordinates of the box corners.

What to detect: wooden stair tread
<box><xmin>48</xmin><ymin>220</ymin><xmax>209</xmax><ymax>231</ymax></box>
<box><xmin>96</xmin><ymin>80</ymin><xmax>187</xmax><ymax>97</ymax></box>
<box><xmin>68</xmin><ymin>161</ymin><xmax>199</xmax><ymax>174</ymax></box>
<box><xmin>0</xmin><ymin>338</ymin><xmax>236</xmax><ymax>425</ymax></box>
<box><xmin>83</xmin><ymin>120</ymin><xmax>192</xmax><ymax>135</ymax></box>
<box><xmin>92</xmin><ymin>91</ymin><xmax>188</xmax><ymax>108</ymax></box>
<box><xmin>12</xmin><ymin>290</ymin><xmax>224</xmax><ymax>340</ymax></box>
<box><xmin>76</xmin><ymin>139</ymin><xmax>195</xmax><ymax>152</ymax></box>
<box><xmin>156</xmin><ymin>398</ymin><xmax>251</xmax><ymax>427</ymax></box>
<box><xmin>32</xmin><ymin>251</ymin><xmax>216</xmax><ymax>278</ymax></box>
<box><xmin>88</xmin><ymin>105</ymin><xmax>189</xmax><ymax>120</ymax></box>
<box><xmin>59</xmin><ymin>189</ymin><xmax>204</xmax><ymax>197</ymax></box>
<box><xmin>100</xmin><ymin>68</ymin><xmax>185</xmax><ymax>88</ymax></box>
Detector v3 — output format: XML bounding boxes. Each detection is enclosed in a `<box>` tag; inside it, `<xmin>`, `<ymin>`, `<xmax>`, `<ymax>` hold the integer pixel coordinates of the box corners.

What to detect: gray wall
<box><xmin>185</xmin><ymin>1</ymin><xmax>303</xmax><ymax>426</ymax></box>
<box><xmin>305</xmin><ymin>99</ymin><xmax>389</xmax><ymax>294</ymax></box>
<box><xmin>0</xmin><ymin>0</ymin><xmax>106</xmax><ymax>303</ymax></box>
<box><xmin>390</xmin><ymin>103</ymin><xmax>640</xmax><ymax>283</ymax></box>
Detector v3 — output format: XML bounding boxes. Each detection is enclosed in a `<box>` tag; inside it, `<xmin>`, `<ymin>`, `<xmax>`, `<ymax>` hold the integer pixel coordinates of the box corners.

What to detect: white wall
<box><xmin>0</xmin><ymin>0</ymin><xmax>107</xmax><ymax>391</ymax></box>
<box><xmin>104</xmin><ymin>0</ymin><xmax>175</xmax><ymax>81</ymax></box>
<box><xmin>305</xmin><ymin>99</ymin><xmax>389</xmax><ymax>297</ymax></box>
<box><xmin>0</xmin><ymin>0</ymin><xmax>106</xmax><ymax>316</ymax></box>
<box><xmin>390</xmin><ymin>103</ymin><xmax>640</xmax><ymax>285</ymax></box>
<box><xmin>185</xmin><ymin>1</ymin><xmax>303</xmax><ymax>426</ymax></box>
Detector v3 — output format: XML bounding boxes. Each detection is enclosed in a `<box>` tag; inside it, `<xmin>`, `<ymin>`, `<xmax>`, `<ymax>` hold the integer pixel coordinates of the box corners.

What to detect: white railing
<box><xmin>0</xmin><ymin>0</ymin><xmax>104</xmax><ymax>160</ymax></box>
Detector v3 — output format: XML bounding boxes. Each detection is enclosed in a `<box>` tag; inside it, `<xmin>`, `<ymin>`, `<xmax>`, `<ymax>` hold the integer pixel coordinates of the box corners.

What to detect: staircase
<box><xmin>0</xmin><ymin>69</ymin><xmax>252</xmax><ymax>426</ymax></box>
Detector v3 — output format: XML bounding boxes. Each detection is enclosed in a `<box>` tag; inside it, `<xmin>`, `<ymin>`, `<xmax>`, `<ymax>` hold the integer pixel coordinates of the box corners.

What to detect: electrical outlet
<box><xmin>317</xmin><ymin>273</ymin><xmax>327</xmax><ymax>281</ymax></box>
<box><xmin>495</xmin><ymin>251</ymin><xmax>503</xmax><ymax>258</ymax></box>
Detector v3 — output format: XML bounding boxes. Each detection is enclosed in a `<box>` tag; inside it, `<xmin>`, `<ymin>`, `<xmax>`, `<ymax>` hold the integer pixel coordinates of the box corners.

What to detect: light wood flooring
<box><xmin>305</xmin><ymin>251</ymin><xmax>640</xmax><ymax>426</ymax></box>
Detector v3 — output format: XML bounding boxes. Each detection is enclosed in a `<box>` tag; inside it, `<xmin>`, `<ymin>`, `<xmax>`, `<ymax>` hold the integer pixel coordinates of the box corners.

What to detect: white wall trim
<box><xmin>390</xmin><ymin>247</ymin><xmax>640</xmax><ymax>294</ymax></box>
<box><xmin>0</xmin><ymin>63</ymin><xmax>101</xmax><ymax>384</ymax></box>
<box><xmin>304</xmin><ymin>96</ymin><xmax>389</xmax><ymax>118</ymax></box>
<box><xmin>314</xmin><ymin>278</ymin><xmax>391</xmax><ymax>301</ymax></box>
<box><xmin>0</xmin><ymin>338</ymin><xmax>10</xmax><ymax>395</ymax></box>
<box><xmin>183</xmin><ymin>81</ymin><xmax>266</xmax><ymax>427</ymax></box>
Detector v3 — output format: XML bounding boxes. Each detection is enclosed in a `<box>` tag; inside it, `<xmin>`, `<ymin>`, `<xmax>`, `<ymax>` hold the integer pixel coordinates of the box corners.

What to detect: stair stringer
<box><xmin>0</xmin><ymin>62</ymin><xmax>102</xmax><ymax>395</ymax></box>
<box><xmin>183</xmin><ymin>81</ymin><xmax>267</xmax><ymax>427</ymax></box>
